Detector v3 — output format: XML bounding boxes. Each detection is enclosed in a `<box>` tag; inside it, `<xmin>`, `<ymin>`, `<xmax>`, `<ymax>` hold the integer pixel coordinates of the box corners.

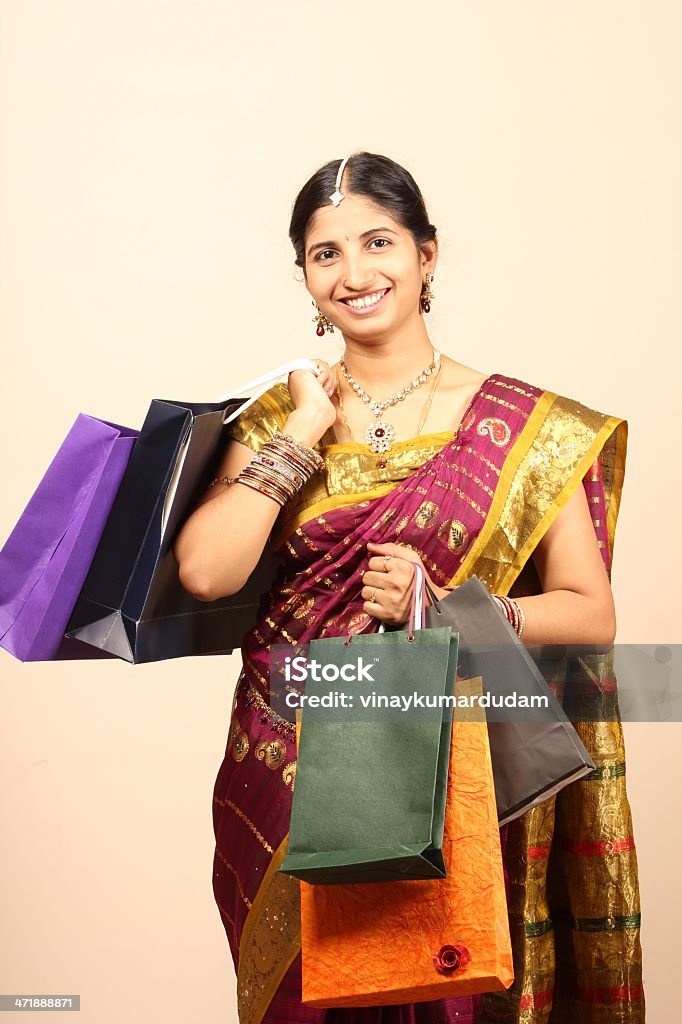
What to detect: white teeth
<box><xmin>345</xmin><ymin>290</ymin><xmax>387</xmax><ymax>309</ymax></box>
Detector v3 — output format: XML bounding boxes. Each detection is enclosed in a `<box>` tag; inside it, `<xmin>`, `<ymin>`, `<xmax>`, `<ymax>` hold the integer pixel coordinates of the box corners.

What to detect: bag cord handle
<box><xmin>407</xmin><ymin>562</ymin><xmax>425</xmax><ymax>641</ymax></box>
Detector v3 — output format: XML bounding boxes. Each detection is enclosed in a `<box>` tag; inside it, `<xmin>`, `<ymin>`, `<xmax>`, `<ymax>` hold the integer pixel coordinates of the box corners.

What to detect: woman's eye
<box><xmin>369</xmin><ymin>238</ymin><xmax>391</xmax><ymax>250</ymax></box>
<box><xmin>316</xmin><ymin>249</ymin><xmax>337</xmax><ymax>262</ymax></box>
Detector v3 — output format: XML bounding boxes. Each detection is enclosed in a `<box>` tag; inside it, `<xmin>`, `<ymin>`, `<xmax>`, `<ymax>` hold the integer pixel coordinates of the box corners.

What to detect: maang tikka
<box><xmin>311</xmin><ymin>156</ymin><xmax>353</xmax><ymax>335</ymax></box>
<box><xmin>329</xmin><ymin>155</ymin><xmax>350</xmax><ymax>206</ymax></box>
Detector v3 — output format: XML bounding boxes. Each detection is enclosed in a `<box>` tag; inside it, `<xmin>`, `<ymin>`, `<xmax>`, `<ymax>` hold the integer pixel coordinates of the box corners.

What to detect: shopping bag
<box><xmin>64</xmin><ymin>360</ymin><xmax>320</xmax><ymax>664</ymax></box>
<box><xmin>278</xmin><ymin>565</ymin><xmax>460</xmax><ymax>884</ymax></box>
<box><xmin>420</xmin><ymin>576</ymin><xmax>596</xmax><ymax>824</ymax></box>
<box><xmin>0</xmin><ymin>414</ymin><xmax>137</xmax><ymax>661</ymax></box>
<box><xmin>298</xmin><ymin>674</ymin><xmax>514</xmax><ymax>1007</ymax></box>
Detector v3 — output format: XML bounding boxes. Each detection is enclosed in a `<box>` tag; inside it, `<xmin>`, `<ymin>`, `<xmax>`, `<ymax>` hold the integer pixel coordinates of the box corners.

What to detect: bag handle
<box><xmin>424</xmin><ymin>577</ymin><xmax>442</xmax><ymax>612</ymax></box>
<box><xmin>408</xmin><ymin>562</ymin><xmax>425</xmax><ymax>640</ymax></box>
<box><xmin>216</xmin><ymin>358</ymin><xmax>321</xmax><ymax>425</ymax></box>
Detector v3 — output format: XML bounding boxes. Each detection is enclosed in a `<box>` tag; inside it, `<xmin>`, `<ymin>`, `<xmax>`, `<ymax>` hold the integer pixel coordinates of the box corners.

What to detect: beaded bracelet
<box><xmin>209</xmin><ymin>475</ymin><xmax>237</xmax><ymax>488</ymax></box>
<box><xmin>214</xmin><ymin>430</ymin><xmax>324</xmax><ymax>508</ymax></box>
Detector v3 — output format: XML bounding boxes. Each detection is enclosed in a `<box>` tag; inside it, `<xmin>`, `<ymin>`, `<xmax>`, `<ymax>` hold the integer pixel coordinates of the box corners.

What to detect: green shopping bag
<box><xmin>278</xmin><ymin>564</ymin><xmax>460</xmax><ymax>885</ymax></box>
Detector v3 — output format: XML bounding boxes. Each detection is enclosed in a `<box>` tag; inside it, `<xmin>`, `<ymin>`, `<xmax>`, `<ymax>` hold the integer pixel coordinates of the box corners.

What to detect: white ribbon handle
<box><xmin>161</xmin><ymin>359</ymin><xmax>321</xmax><ymax>537</ymax></box>
<box><xmin>413</xmin><ymin>563</ymin><xmax>426</xmax><ymax>628</ymax></box>
<box><xmin>216</xmin><ymin>358</ymin><xmax>321</xmax><ymax>425</ymax></box>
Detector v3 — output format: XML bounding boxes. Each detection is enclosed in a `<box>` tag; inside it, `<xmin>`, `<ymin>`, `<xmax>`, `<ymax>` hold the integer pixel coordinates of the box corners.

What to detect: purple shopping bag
<box><xmin>0</xmin><ymin>414</ymin><xmax>138</xmax><ymax>661</ymax></box>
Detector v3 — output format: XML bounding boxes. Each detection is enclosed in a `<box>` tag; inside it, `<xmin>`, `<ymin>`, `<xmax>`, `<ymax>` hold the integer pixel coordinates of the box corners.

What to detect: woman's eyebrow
<box><xmin>307</xmin><ymin>227</ymin><xmax>399</xmax><ymax>258</ymax></box>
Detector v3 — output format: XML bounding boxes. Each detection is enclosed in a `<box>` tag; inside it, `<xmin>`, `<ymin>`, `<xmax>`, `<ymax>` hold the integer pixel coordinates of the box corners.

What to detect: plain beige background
<box><xmin>1</xmin><ymin>2</ymin><xmax>680</xmax><ymax>1021</ymax></box>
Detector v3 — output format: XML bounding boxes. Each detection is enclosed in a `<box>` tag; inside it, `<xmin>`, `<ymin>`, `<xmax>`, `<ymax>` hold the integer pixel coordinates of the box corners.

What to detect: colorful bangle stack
<box><xmin>235</xmin><ymin>430</ymin><xmax>324</xmax><ymax>507</ymax></box>
<box><xmin>492</xmin><ymin>594</ymin><xmax>526</xmax><ymax>638</ymax></box>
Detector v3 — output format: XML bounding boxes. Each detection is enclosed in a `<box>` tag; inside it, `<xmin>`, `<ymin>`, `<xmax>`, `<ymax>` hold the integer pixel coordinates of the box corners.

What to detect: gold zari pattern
<box><xmin>454</xmin><ymin>393</ymin><xmax>627</xmax><ymax>595</ymax></box>
<box><xmin>226</xmin><ymin>380</ymin><xmax>458</xmax><ymax>548</ymax></box>
<box><xmin>223</xmin><ymin>377</ymin><xmax>642</xmax><ymax>1024</ymax></box>
<box><xmin>237</xmin><ymin>837</ymin><xmax>300</xmax><ymax>1024</ymax></box>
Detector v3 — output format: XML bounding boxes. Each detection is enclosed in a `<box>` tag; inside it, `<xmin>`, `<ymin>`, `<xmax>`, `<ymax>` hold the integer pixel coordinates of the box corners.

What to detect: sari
<box><xmin>211</xmin><ymin>372</ymin><xmax>644</xmax><ymax>1023</ymax></box>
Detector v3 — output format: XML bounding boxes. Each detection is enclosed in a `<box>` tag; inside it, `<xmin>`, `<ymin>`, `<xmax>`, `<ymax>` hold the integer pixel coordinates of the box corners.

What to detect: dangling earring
<box><xmin>312</xmin><ymin>300</ymin><xmax>335</xmax><ymax>336</ymax></box>
<box><xmin>420</xmin><ymin>274</ymin><xmax>435</xmax><ymax>314</ymax></box>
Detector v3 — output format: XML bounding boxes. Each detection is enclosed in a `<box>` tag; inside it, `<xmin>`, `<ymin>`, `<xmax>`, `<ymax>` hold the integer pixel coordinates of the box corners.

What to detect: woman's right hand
<box><xmin>287</xmin><ymin>360</ymin><xmax>337</xmax><ymax>431</ymax></box>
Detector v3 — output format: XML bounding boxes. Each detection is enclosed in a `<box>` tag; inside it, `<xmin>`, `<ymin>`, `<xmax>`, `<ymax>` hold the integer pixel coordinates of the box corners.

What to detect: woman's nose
<box><xmin>341</xmin><ymin>256</ymin><xmax>374</xmax><ymax>293</ymax></box>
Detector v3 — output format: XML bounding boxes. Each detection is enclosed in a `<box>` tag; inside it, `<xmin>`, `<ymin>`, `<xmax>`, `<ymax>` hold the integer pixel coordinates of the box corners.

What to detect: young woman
<box><xmin>174</xmin><ymin>153</ymin><xmax>644</xmax><ymax>1023</ymax></box>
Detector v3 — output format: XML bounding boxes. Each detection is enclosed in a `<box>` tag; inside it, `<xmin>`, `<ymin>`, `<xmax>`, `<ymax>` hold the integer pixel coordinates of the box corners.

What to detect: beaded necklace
<box><xmin>338</xmin><ymin>349</ymin><xmax>441</xmax><ymax>457</ymax></box>
<box><xmin>336</xmin><ymin>354</ymin><xmax>443</xmax><ymax>468</ymax></box>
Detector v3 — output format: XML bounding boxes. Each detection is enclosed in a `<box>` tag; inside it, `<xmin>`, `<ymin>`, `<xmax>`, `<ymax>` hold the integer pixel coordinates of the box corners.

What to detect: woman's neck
<box><xmin>339</xmin><ymin>319</ymin><xmax>436</xmax><ymax>390</ymax></box>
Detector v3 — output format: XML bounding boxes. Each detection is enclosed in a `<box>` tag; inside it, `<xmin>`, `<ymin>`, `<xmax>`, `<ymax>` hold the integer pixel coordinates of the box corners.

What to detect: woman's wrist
<box><xmin>492</xmin><ymin>594</ymin><xmax>526</xmax><ymax>638</ymax></box>
<box><xmin>425</xmin><ymin>582</ymin><xmax>451</xmax><ymax>607</ymax></box>
<box><xmin>284</xmin><ymin>408</ymin><xmax>332</xmax><ymax>448</ymax></box>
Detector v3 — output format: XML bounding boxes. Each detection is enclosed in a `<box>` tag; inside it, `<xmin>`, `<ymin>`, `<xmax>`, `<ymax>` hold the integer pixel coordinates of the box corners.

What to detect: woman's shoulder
<box><xmin>485</xmin><ymin>371</ymin><xmax>627</xmax><ymax>482</ymax></box>
<box><xmin>441</xmin><ymin>359</ymin><xmax>538</xmax><ymax>395</ymax></box>
<box><xmin>260</xmin><ymin>381</ymin><xmax>295</xmax><ymax>416</ymax></box>
<box><xmin>226</xmin><ymin>381</ymin><xmax>295</xmax><ymax>452</ymax></box>
<box><xmin>446</xmin><ymin>362</ymin><xmax>626</xmax><ymax>445</ymax></box>
<box><xmin>433</xmin><ymin>357</ymin><xmax>625</xmax><ymax>416</ymax></box>
<box><xmin>438</xmin><ymin>360</ymin><xmax>545</xmax><ymax>409</ymax></box>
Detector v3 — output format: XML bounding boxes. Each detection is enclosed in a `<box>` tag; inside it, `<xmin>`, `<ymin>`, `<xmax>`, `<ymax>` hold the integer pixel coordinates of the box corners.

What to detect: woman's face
<box><xmin>304</xmin><ymin>194</ymin><xmax>437</xmax><ymax>342</ymax></box>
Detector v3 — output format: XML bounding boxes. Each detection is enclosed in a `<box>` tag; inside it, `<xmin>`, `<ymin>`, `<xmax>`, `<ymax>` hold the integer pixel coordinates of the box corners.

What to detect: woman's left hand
<box><xmin>361</xmin><ymin>541</ymin><xmax>440</xmax><ymax>625</ymax></box>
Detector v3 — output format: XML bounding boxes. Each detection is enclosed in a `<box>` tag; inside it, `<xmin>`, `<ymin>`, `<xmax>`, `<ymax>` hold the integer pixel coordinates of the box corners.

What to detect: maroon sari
<box><xmin>212</xmin><ymin>373</ymin><xmax>643</xmax><ymax>1023</ymax></box>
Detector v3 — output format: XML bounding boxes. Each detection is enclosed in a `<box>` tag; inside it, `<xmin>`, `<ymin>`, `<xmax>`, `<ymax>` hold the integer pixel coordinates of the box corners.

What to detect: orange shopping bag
<box><xmin>296</xmin><ymin>676</ymin><xmax>514</xmax><ymax>1008</ymax></box>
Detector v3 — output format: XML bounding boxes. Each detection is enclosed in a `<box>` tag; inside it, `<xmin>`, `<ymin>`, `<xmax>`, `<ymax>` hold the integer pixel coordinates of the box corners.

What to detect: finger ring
<box><xmin>383</xmin><ymin>555</ymin><xmax>392</xmax><ymax>572</ymax></box>
<box><xmin>369</xmin><ymin>588</ymin><xmax>376</xmax><ymax>603</ymax></box>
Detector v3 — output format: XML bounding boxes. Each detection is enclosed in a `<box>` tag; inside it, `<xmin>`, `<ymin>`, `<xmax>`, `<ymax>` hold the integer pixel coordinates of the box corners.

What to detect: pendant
<box><xmin>365</xmin><ymin>417</ymin><xmax>395</xmax><ymax>454</ymax></box>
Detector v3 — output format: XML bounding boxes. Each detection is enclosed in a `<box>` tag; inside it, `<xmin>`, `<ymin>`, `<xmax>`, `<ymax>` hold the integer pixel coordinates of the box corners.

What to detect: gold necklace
<box><xmin>337</xmin><ymin>356</ymin><xmax>443</xmax><ymax>466</ymax></box>
<box><xmin>339</xmin><ymin>349</ymin><xmax>441</xmax><ymax>455</ymax></box>
<box><xmin>415</xmin><ymin>354</ymin><xmax>443</xmax><ymax>434</ymax></box>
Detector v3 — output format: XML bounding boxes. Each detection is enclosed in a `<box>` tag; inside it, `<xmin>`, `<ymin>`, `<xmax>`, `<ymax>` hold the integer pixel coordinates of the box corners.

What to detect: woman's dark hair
<box><xmin>289</xmin><ymin>152</ymin><xmax>437</xmax><ymax>272</ymax></box>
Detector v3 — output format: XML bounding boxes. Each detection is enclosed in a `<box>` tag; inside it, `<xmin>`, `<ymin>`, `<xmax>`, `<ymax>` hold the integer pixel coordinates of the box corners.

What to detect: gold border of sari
<box><xmin>237</xmin><ymin>836</ymin><xmax>301</xmax><ymax>1024</ymax></box>
<box><xmin>271</xmin><ymin>430</ymin><xmax>456</xmax><ymax>550</ymax></box>
<box><xmin>450</xmin><ymin>392</ymin><xmax>627</xmax><ymax>596</ymax></box>
<box><xmin>234</xmin><ymin>389</ymin><xmax>635</xmax><ymax>1024</ymax></box>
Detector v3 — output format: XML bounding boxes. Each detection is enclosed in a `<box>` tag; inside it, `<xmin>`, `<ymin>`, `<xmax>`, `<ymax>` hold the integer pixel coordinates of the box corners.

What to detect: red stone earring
<box><xmin>312</xmin><ymin>300</ymin><xmax>335</xmax><ymax>336</ymax></box>
<box><xmin>420</xmin><ymin>274</ymin><xmax>435</xmax><ymax>314</ymax></box>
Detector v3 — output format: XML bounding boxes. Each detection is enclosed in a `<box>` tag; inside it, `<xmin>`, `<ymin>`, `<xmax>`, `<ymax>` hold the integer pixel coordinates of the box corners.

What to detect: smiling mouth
<box><xmin>339</xmin><ymin>288</ymin><xmax>390</xmax><ymax>311</ymax></box>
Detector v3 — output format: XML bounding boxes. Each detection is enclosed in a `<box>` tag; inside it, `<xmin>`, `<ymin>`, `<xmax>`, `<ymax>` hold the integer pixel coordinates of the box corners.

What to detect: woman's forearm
<box><xmin>174</xmin><ymin>483</ymin><xmax>280</xmax><ymax>601</ymax></box>
<box><xmin>513</xmin><ymin>591</ymin><xmax>615</xmax><ymax>646</ymax></box>
<box><xmin>174</xmin><ymin>408</ymin><xmax>329</xmax><ymax>601</ymax></box>
<box><xmin>426</xmin><ymin>584</ymin><xmax>616</xmax><ymax>646</ymax></box>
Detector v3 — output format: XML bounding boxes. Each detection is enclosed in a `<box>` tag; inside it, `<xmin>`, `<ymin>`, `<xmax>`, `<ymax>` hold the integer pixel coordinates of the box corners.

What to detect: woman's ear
<box><xmin>419</xmin><ymin>238</ymin><xmax>439</xmax><ymax>276</ymax></box>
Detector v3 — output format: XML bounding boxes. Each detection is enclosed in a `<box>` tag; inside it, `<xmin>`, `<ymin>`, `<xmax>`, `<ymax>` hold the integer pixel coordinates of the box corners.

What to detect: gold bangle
<box><xmin>235</xmin><ymin>475</ymin><xmax>290</xmax><ymax>506</ymax></box>
<box><xmin>273</xmin><ymin>430</ymin><xmax>324</xmax><ymax>471</ymax></box>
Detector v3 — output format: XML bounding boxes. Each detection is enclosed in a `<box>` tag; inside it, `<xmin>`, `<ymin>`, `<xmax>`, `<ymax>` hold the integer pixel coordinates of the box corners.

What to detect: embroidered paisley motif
<box><xmin>460</xmin><ymin>408</ymin><xmax>477</xmax><ymax>433</ymax></box>
<box><xmin>282</xmin><ymin>761</ymin><xmax>296</xmax><ymax>790</ymax></box>
<box><xmin>228</xmin><ymin>718</ymin><xmax>250</xmax><ymax>762</ymax></box>
<box><xmin>477</xmin><ymin>417</ymin><xmax>511</xmax><ymax>447</ymax></box>
<box><xmin>254</xmin><ymin>738</ymin><xmax>287</xmax><ymax>769</ymax></box>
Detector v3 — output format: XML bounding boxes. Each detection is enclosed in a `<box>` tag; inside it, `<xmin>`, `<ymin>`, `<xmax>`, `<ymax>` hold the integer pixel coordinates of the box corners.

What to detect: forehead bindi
<box><xmin>306</xmin><ymin>197</ymin><xmax>404</xmax><ymax>257</ymax></box>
